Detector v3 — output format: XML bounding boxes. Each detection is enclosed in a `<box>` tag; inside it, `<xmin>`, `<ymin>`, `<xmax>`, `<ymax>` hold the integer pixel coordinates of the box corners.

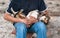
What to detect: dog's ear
<box><xmin>11</xmin><ymin>8</ymin><xmax>17</xmax><ymax>15</ymax></box>
<box><xmin>18</xmin><ymin>9</ymin><xmax>24</xmax><ymax>14</ymax></box>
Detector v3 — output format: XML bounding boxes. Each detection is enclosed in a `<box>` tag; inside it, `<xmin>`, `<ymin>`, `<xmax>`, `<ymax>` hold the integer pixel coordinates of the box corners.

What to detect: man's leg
<box><xmin>29</xmin><ymin>21</ymin><xmax>47</xmax><ymax>38</ymax></box>
<box><xmin>14</xmin><ymin>22</ymin><xmax>27</xmax><ymax>38</ymax></box>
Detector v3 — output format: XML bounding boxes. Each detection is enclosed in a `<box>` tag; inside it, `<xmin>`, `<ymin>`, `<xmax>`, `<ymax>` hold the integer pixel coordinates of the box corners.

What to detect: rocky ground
<box><xmin>0</xmin><ymin>0</ymin><xmax>60</xmax><ymax>38</ymax></box>
<box><xmin>0</xmin><ymin>13</ymin><xmax>15</xmax><ymax>38</ymax></box>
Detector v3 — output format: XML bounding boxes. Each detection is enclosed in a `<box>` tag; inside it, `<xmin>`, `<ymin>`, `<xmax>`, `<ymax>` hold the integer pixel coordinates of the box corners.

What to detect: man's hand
<box><xmin>19</xmin><ymin>18</ymin><xmax>29</xmax><ymax>24</ymax></box>
<box><xmin>19</xmin><ymin>16</ymin><xmax>38</xmax><ymax>27</ymax></box>
<box><xmin>18</xmin><ymin>18</ymin><xmax>31</xmax><ymax>27</ymax></box>
<box><xmin>29</xmin><ymin>16</ymin><xmax>38</xmax><ymax>23</ymax></box>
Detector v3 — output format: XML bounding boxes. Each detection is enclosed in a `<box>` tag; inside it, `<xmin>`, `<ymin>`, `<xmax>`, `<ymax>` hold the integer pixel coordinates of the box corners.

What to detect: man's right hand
<box><xmin>19</xmin><ymin>18</ymin><xmax>32</xmax><ymax>27</ymax></box>
<box><xmin>19</xmin><ymin>19</ymin><xmax>28</xmax><ymax>24</ymax></box>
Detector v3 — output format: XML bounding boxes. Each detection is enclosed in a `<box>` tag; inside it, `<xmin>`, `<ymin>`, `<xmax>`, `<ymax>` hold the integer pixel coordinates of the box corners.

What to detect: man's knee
<box><xmin>14</xmin><ymin>22</ymin><xmax>27</xmax><ymax>31</ymax></box>
<box><xmin>35</xmin><ymin>21</ymin><xmax>46</xmax><ymax>31</ymax></box>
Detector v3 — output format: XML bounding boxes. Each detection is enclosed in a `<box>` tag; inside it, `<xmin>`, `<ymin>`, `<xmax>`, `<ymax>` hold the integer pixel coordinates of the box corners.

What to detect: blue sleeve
<box><xmin>7</xmin><ymin>1</ymin><xmax>13</xmax><ymax>14</ymax></box>
<box><xmin>38</xmin><ymin>0</ymin><xmax>47</xmax><ymax>11</ymax></box>
<box><xmin>7</xmin><ymin>1</ymin><xmax>20</xmax><ymax>14</ymax></box>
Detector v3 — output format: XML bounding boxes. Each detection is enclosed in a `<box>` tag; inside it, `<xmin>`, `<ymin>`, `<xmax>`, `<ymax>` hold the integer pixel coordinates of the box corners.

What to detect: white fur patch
<box><xmin>11</xmin><ymin>8</ymin><xmax>17</xmax><ymax>14</ymax></box>
<box><xmin>27</xmin><ymin>10</ymin><xmax>39</xmax><ymax>19</ymax></box>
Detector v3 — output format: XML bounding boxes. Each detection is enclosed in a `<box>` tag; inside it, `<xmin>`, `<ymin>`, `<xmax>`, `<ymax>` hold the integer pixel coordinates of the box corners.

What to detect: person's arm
<box><xmin>3</xmin><ymin>0</ymin><xmax>28</xmax><ymax>24</ymax></box>
<box><xmin>4</xmin><ymin>12</ymin><xmax>21</xmax><ymax>22</ymax></box>
<box><xmin>4</xmin><ymin>12</ymin><xmax>31</xmax><ymax>25</ymax></box>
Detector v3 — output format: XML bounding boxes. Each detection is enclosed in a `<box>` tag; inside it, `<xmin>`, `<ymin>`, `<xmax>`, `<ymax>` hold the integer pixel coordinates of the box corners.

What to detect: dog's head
<box><xmin>38</xmin><ymin>12</ymin><xmax>50</xmax><ymax>25</ymax></box>
<box><xmin>14</xmin><ymin>10</ymin><xmax>26</xmax><ymax>19</ymax></box>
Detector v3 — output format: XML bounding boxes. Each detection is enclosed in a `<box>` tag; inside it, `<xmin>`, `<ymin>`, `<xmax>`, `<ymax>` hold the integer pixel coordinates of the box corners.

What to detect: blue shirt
<box><xmin>7</xmin><ymin>0</ymin><xmax>46</xmax><ymax>15</ymax></box>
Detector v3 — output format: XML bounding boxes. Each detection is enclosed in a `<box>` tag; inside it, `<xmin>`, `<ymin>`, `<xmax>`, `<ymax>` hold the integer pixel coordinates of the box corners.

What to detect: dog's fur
<box><xmin>11</xmin><ymin>9</ymin><xmax>50</xmax><ymax>25</ymax></box>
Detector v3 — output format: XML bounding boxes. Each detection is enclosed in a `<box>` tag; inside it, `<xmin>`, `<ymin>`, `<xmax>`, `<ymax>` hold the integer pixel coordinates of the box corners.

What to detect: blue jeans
<box><xmin>14</xmin><ymin>21</ymin><xmax>47</xmax><ymax>38</ymax></box>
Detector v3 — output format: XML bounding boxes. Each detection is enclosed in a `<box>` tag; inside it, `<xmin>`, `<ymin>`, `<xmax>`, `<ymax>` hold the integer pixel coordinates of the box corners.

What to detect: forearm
<box><xmin>4</xmin><ymin>13</ymin><xmax>22</xmax><ymax>22</ymax></box>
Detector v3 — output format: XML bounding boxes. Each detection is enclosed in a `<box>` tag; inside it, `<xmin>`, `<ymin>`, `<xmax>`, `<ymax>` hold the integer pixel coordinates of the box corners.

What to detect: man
<box><xmin>4</xmin><ymin>0</ymin><xmax>47</xmax><ymax>38</ymax></box>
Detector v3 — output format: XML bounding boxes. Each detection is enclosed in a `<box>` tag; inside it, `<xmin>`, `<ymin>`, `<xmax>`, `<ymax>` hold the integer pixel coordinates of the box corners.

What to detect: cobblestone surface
<box><xmin>45</xmin><ymin>0</ymin><xmax>60</xmax><ymax>16</ymax></box>
<box><xmin>47</xmin><ymin>16</ymin><xmax>60</xmax><ymax>38</ymax></box>
<box><xmin>0</xmin><ymin>13</ymin><xmax>15</xmax><ymax>38</ymax></box>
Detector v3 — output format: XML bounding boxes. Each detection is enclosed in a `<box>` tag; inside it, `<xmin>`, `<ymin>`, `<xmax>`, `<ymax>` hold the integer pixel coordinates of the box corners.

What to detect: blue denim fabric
<box><xmin>14</xmin><ymin>21</ymin><xmax>47</xmax><ymax>38</ymax></box>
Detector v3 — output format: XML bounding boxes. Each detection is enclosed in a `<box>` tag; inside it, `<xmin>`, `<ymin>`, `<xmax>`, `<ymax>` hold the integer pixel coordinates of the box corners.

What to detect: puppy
<box><xmin>13</xmin><ymin>9</ymin><xmax>50</xmax><ymax>25</ymax></box>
